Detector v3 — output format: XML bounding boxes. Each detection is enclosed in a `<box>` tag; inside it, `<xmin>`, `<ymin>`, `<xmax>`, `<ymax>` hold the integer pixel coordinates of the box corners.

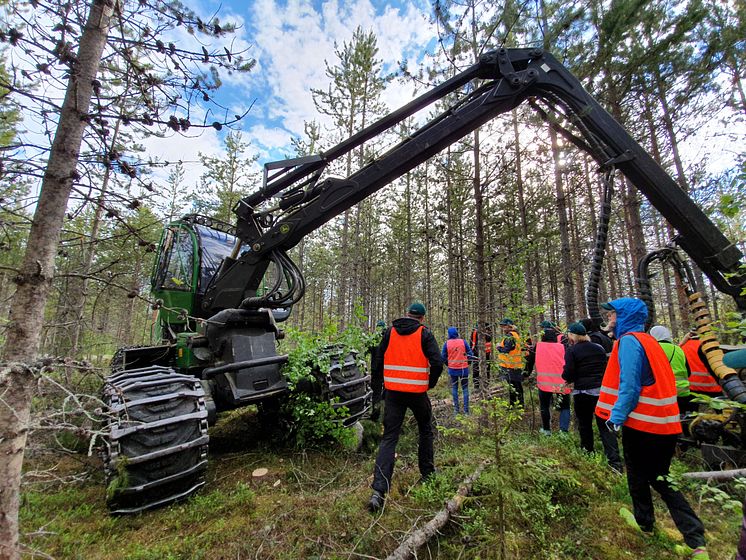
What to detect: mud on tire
<box><xmin>102</xmin><ymin>365</ymin><xmax>209</xmax><ymax>515</ymax></box>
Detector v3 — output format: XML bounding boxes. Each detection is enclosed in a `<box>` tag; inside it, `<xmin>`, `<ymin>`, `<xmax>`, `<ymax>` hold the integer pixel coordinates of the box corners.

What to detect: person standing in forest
<box><xmin>470</xmin><ymin>325</ymin><xmax>492</xmax><ymax>390</ymax></box>
<box><xmin>649</xmin><ymin>325</ymin><xmax>693</xmax><ymax>416</ymax></box>
<box><xmin>496</xmin><ymin>318</ymin><xmax>525</xmax><ymax>407</ymax></box>
<box><xmin>681</xmin><ymin>331</ymin><xmax>722</xmax><ymax>400</ymax></box>
<box><xmin>580</xmin><ymin>317</ymin><xmax>614</xmax><ymax>354</ymax></box>
<box><xmin>533</xmin><ymin>321</ymin><xmax>571</xmax><ymax>435</ymax></box>
<box><xmin>367</xmin><ymin>302</ymin><xmax>443</xmax><ymax>513</ymax></box>
<box><xmin>595</xmin><ymin>298</ymin><xmax>708</xmax><ymax>560</ymax></box>
<box><xmin>562</xmin><ymin>322</ymin><xmax>622</xmax><ymax>472</ymax></box>
<box><xmin>442</xmin><ymin>327</ymin><xmax>475</xmax><ymax>415</ymax></box>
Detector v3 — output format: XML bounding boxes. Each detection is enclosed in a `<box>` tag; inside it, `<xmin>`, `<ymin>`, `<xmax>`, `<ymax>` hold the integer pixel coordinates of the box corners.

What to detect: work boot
<box><xmin>619</xmin><ymin>507</ymin><xmax>654</xmax><ymax>534</ymax></box>
<box><xmin>690</xmin><ymin>547</ymin><xmax>710</xmax><ymax>559</ymax></box>
<box><xmin>539</xmin><ymin>428</ymin><xmax>551</xmax><ymax>436</ymax></box>
<box><xmin>674</xmin><ymin>544</ymin><xmax>710</xmax><ymax>559</ymax></box>
<box><xmin>367</xmin><ymin>490</ymin><xmax>385</xmax><ymax>513</ymax></box>
<box><xmin>417</xmin><ymin>470</ymin><xmax>437</xmax><ymax>486</ymax></box>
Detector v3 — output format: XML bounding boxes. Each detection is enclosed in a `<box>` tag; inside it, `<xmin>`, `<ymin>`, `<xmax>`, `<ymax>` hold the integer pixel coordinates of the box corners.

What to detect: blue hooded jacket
<box><xmin>607</xmin><ymin>298</ymin><xmax>655</xmax><ymax>426</ymax></box>
<box><xmin>441</xmin><ymin>327</ymin><xmax>474</xmax><ymax>376</ymax></box>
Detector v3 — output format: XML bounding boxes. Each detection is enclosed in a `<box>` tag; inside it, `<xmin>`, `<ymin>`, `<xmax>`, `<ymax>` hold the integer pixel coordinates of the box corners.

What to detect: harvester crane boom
<box><xmin>202</xmin><ymin>48</ymin><xmax>745</xmax><ymax>315</ymax></box>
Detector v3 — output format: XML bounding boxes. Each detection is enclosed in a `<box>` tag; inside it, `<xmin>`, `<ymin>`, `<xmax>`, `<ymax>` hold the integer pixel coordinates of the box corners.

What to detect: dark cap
<box><xmin>724</xmin><ymin>349</ymin><xmax>746</xmax><ymax>369</ymax></box>
<box><xmin>499</xmin><ymin>318</ymin><xmax>514</xmax><ymax>326</ymax></box>
<box><xmin>600</xmin><ymin>302</ymin><xmax>615</xmax><ymax>311</ymax></box>
<box><xmin>407</xmin><ymin>302</ymin><xmax>426</xmax><ymax>317</ymax></box>
<box><xmin>567</xmin><ymin>322</ymin><xmax>587</xmax><ymax>335</ymax></box>
<box><xmin>539</xmin><ymin>320</ymin><xmax>554</xmax><ymax>329</ymax></box>
<box><xmin>376</xmin><ymin>320</ymin><xmax>386</xmax><ymax>328</ymax></box>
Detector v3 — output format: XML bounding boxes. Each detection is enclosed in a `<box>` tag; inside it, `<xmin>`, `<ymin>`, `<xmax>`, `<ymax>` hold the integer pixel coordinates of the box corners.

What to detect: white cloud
<box><xmin>237</xmin><ymin>0</ymin><xmax>436</xmax><ymax>158</ymax></box>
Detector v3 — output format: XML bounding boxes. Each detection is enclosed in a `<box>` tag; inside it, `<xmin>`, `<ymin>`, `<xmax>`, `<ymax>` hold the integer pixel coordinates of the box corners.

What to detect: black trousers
<box><xmin>502</xmin><ymin>368</ymin><xmax>524</xmax><ymax>406</ymax></box>
<box><xmin>372</xmin><ymin>391</ymin><xmax>435</xmax><ymax>495</ymax></box>
<box><xmin>573</xmin><ymin>393</ymin><xmax>622</xmax><ymax>470</ymax></box>
<box><xmin>622</xmin><ymin>426</ymin><xmax>706</xmax><ymax>548</ymax></box>
<box><xmin>538</xmin><ymin>389</ymin><xmax>570</xmax><ymax>431</ymax></box>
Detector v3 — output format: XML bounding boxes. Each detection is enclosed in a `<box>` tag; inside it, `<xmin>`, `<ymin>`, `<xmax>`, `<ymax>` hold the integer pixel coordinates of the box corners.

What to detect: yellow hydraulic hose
<box><xmin>689</xmin><ymin>292</ymin><xmax>738</xmax><ymax>381</ymax></box>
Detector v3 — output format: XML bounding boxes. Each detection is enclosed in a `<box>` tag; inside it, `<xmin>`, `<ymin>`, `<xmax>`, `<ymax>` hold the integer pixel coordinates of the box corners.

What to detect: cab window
<box><xmin>154</xmin><ymin>227</ymin><xmax>195</xmax><ymax>291</ymax></box>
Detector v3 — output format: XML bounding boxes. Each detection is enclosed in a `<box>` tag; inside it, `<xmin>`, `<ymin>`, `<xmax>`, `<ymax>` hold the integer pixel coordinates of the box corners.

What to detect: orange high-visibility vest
<box><xmin>485</xmin><ymin>341</ymin><xmax>492</xmax><ymax>354</ymax></box>
<box><xmin>498</xmin><ymin>331</ymin><xmax>523</xmax><ymax>369</ymax></box>
<box><xmin>535</xmin><ymin>341</ymin><xmax>570</xmax><ymax>394</ymax></box>
<box><xmin>681</xmin><ymin>339</ymin><xmax>721</xmax><ymax>393</ymax></box>
<box><xmin>595</xmin><ymin>332</ymin><xmax>681</xmax><ymax>435</ymax></box>
<box><xmin>446</xmin><ymin>339</ymin><xmax>469</xmax><ymax>369</ymax></box>
<box><xmin>383</xmin><ymin>326</ymin><xmax>429</xmax><ymax>393</ymax></box>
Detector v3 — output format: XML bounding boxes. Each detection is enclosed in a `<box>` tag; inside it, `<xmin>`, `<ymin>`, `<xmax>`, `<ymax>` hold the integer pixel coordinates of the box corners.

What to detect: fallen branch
<box><xmin>385</xmin><ymin>459</ymin><xmax>489</xmax><ymax>560</ymax></box>
<box><xmin>682</xmin><ymin>468</ymin><xmax>746</xmax><ymax>481</ymax></box>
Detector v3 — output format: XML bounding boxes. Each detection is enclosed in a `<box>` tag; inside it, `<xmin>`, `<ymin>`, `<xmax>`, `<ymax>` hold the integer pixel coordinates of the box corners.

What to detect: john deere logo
<box><xmin>280</xmin><ymin>224</ymin><xmax>291</xmax><ymax>234</ymax></box>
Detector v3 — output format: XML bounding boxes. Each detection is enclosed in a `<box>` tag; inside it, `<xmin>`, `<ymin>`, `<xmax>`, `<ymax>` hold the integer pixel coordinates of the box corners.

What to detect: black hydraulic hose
<box><xmin>586</xmin><ymin>169</ymin><xmax>614</xmax><ymax>326</ymax></box>
<box><xmin>637</xmin><ymin>249</ymin><xmax>661</xmax><ymax>332</ymax></box>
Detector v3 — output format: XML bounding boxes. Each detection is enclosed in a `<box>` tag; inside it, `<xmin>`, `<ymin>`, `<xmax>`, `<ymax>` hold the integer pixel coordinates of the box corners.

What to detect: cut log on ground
<box><xmin>385</xmin><ymin>460</ymin><xmax>489</xmax><ymax>560</ymax></box>
<box><xmin>682</xmin><ymin>468</ymin><xmax>746</xmax><ymax>481</ymax></box>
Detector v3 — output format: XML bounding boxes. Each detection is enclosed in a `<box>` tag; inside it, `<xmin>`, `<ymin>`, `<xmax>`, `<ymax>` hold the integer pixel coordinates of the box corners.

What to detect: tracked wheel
<box><xmin>102</xmin><ymin>365</ymin><xmax>209</xmax><ymax>515</ymax></box>
<box><xmin>314</xmin><ymin>346</ymin><xmax>372</xmax><ymax>426</ymax></box>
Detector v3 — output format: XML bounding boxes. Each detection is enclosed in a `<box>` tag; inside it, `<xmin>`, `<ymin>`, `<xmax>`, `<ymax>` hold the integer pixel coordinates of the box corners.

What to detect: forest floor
<box><xmin>19</xmin><ymin>381</ymin><xmax>742</xmax><ymax>560</ymax></box>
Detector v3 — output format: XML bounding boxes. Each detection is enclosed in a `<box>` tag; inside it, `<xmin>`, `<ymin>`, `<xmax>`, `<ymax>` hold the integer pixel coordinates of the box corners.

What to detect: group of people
<box><xmin>366</xmin><ymin>298</ymin><xmax>724</xmax><ymax>559</ymax></box>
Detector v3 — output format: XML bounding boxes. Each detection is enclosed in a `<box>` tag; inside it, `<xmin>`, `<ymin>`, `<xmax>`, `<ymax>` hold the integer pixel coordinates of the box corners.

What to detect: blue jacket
<box><xmin>441</xmin><ymin>327</ymin><xmax>474</xmax><ymax>376</ymax></box>
<box><xmin>608</xmin><ymin>298</ymin><xmax>654</xmax><ymax>426</ymax></box>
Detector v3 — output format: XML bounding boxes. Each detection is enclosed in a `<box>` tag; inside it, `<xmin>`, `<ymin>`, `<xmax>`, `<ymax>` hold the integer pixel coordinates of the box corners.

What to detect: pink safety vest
<box><xmin>535</xmin><ymin>341</ymin><xmax>570</xmax><ymax>394</ymax></box>
<box><xmin>447</xmin><ymin>338</ymin><xmax>469</xmax><ymax>369</ymax></box>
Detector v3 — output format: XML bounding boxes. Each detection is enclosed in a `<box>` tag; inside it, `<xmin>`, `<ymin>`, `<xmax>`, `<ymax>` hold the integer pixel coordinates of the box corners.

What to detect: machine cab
<box><xmin>151</xmin><ymin>215</ymin><xmax>240</xmax><ymax>339</ymax></box>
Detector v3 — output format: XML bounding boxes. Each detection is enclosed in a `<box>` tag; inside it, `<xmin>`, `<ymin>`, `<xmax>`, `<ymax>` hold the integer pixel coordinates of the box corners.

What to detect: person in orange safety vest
<box><xmin>680</xmin><ymin>332</ymin><xmax>722</xmax><ymax>397</ymax></box>
<box><xmin>367</xmin><ymin>302</ymin><xmax>443</xmax><ymax>513</ymax></box>
<box><xmin>595</xmin><ymin>298</ymin><xmax>708</xmax><ymax>559</ymax></box>
<box><xmin>442</xmin><ymin>327</ymin><xmax>475</xmax><ymax>415</ymax></box>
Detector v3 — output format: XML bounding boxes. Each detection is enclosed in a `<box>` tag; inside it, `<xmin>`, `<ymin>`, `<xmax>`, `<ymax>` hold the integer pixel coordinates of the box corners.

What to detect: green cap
<box><xmin>499</xmin><ymin>318</ymin><xmax>514</xmax><ymax>326</ymax></box>
<box><xmin>567</xmin><ymin>322</ymin><xmax>587</xmax><ymax>335</ymax></box>
<box><xmin>407</xmin><ymin>302</ymin><xmax>426</xmax><ymax>317</ymax></box>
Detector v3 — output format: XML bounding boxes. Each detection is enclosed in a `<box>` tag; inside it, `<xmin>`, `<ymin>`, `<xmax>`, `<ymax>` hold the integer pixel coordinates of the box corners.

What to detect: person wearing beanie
<box><xmin>595</xmin><ymin>298</ymin><xmax>708</xmax><ymax>559</ymax></box>
<box><xmin>533</xmin><ymin>321</ymin><xmax>571</xmax><ymax>435</ymax></box>
<box><xmin>562</xmin><ymin>321</ymin><xmax>622</xmax><ymax>471</ymax></box>
<box><xmin>497</xmin><ymin>318</ymin><xmax>525</xmax><ymax>406</ymax></box>
<box><xmin>441</xmin><ymin>327</ymin><xmax>475</xmax><ymax>415</ymax></box>
<box><xmin>649</xmin><ymin>325</ymin><xmax>693</xmax><ymax>416</ymax></box>
<box><xmin>580</xmin><ymin>317</ymin><xmax>613</xmax><ymax>354</ymax></box>
<box><xmin>368</xmin><ymin>302</ymin><xmax>443</xmax><ymax>513</ymax></box>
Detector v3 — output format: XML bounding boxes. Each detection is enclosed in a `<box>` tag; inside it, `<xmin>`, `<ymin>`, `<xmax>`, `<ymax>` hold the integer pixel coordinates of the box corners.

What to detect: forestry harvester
<box><xmin>102</xmin><ymin>48</ymin><xmax>746</xmax><ymax>514</ymax></box>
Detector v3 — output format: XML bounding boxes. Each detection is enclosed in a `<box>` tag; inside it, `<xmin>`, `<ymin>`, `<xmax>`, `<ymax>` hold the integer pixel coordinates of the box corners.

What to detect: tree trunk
<box><xmin>0</xmin><ymin>4</ymin><xmax>116</xmax><ymax>557</ymax></box>
<box><xmin>513</xmin><ymin>110</ymin><xmax>535</xmax><ymax>330</ymax></box>
<box><xmin>549</xmin><ymin>127</ymin><xmax>575</xmax><ymax>321</ymax></box>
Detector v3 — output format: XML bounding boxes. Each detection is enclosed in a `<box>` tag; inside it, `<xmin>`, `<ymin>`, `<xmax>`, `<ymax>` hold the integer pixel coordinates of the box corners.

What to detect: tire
<box><xmin>102</xmin><ymin>365</ymin><xmax>209</xmax><ymax>515</ymax></box>
<box><xmin>314</xmin><ymin>347</ymin><xmax>372</xmax><ymax>426</ymax></box>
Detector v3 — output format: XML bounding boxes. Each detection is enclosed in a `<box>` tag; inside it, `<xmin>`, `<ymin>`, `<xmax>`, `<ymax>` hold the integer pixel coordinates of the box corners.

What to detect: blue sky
<box><xmin>144</xmin><ymin>0</ymin><xmax>438</xmax><ymax>178</ymax></box>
